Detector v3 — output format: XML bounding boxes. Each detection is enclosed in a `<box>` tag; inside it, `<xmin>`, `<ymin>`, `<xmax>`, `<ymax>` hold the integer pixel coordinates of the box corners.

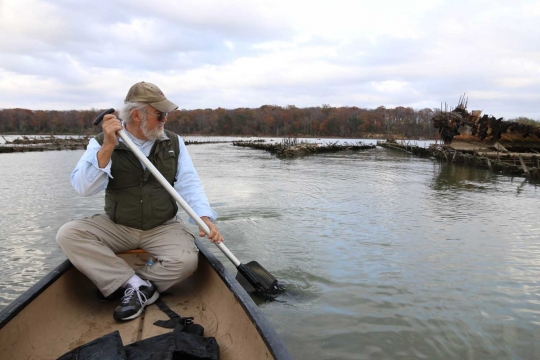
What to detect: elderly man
<box><xmin>56</xmin><ymin>81</ymin><xmax>223</xmax><ymax>321</ymax></box>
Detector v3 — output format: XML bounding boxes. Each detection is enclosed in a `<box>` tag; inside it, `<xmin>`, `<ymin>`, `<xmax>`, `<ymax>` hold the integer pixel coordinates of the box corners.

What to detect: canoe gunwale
<box><xmin>0</xmin><ymin>259</ymin><xmax>72</xmax><ymax>330</ymax></box>
<box><xmin>194</xmin><ymin>239</ymin><xmax>293</xmax><ymax>360</ymax></box>
<box><xmin>0</xmin><ymin>240</ymin><xmax>292</xmax><ymax>359</ymax></box>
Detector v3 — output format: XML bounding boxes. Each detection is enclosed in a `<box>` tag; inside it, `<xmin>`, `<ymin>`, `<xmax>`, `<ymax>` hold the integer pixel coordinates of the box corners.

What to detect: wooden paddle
<box><xmin>93</xmin><ymin>108</ymin><xmax>284</xmax><ymax>295</ymax></box>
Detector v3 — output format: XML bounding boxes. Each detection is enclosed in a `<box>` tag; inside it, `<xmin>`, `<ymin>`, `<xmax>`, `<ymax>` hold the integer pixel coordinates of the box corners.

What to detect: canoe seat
<box><xmin>117</xmin><ymin>249</ymin><xmax>148</xmax><ymax>255</ymax></box>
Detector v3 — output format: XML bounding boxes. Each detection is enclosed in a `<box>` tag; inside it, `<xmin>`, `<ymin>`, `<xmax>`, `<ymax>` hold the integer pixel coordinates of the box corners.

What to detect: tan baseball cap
<box><xmin>124</xmin><ymin>81</ymin><xmax>178</xmax><ymax>112</ymax></box>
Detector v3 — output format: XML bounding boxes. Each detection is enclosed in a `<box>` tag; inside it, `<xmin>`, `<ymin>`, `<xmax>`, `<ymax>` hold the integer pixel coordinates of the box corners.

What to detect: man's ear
<box><xmin>131</xmin><ymin>109</ymin><xmax>143</xmax><ymax>125</ymax></box>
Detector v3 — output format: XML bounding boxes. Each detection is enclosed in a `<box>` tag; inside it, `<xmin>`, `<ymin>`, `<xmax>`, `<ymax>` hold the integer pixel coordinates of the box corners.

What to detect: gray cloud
<box><xmin>0</xmin><ymin>0</ymin><xmax>539</xmax><ymax>120</ymax></box>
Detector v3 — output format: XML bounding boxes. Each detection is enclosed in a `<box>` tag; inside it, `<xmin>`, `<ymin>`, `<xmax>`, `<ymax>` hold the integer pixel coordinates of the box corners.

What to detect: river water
<box><xmin>1</xmin><ymin>138</ymin><xmax>539</xmax><ymax>359</ymax></box>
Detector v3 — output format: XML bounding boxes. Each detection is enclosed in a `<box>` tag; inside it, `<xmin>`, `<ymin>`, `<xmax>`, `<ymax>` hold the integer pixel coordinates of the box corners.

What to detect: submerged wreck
<box><xmin>0</xmin><ymin>135</ymin><xmax>229</xmax><ymax>153</ymax></box>
<box><xmin>0</xmin><ymin>135</ymin><xmax>90</xmax><ymax>153</ymax></box>
<box><xmin>379</xmin><ymin>139</ymin><xmax>540</xmax><ymax>179</ymax></box>
<box><xmin>233</xmin><ymin>139</ymin><xmax>375</xmax><ymax>158</ymax></box>
<box><xmin>380</xmin><ymin>97</ymin><xmax>540</xmax><ymax>180</ymax></box>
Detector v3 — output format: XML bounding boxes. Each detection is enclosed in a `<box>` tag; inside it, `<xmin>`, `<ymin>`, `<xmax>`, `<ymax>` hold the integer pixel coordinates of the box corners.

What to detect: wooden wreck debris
<box><xmin>0</xmin><ymin>135</ymin><xmax>233</xmax><ymax>153</ymax></box>
<box><xmin>378</xmin><ymin>139</ymin><xmax>540</xmax><ymax>180</ymax></box>
<box><xmin>183</xmin><ymin>140</ymin><xmax>231</xmax><ymax>145</ymax></box>
<box><xmin>431</xmin><ymin>95</ymin><xmax>540</xmax><ymax>153</ymax></box>
<box><xmin>233</xmin><ymin>139</ymin><xmax>375</xmax><ymax>158</ymax></box>
<box><xmin>0</xmin><ymin>135</ymin><xmax>90</xmax><ymax>153</ymax></box>
<box><xmin>494</xmin><ymin>142</ymin><xmax>508</xmax><ymax>153</ymax></box>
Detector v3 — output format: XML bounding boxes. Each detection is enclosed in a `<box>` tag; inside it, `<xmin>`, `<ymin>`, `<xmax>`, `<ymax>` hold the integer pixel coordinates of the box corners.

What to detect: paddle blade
<box><xmin>235</xmin><ymin>271</ymin><xmax>256</xmax><ymax>293</ymax></box>
<box><xmin>235</xmin><ymin>261</ymin><xmax>284</xmax><ymax>295</ymax></box>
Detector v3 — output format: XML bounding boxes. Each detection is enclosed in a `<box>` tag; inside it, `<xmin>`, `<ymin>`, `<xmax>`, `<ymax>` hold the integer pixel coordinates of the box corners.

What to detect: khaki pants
<box><xmin>56</xmin><ymin>214</ymin><xmax>199</xmax><ymax>297</ymax></box>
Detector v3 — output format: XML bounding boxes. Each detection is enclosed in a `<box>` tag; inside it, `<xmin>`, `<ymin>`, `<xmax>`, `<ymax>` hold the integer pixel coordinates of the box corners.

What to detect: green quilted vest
<box><xmin>95</xmin><ymin>130</ymin><xmax>180</xmax><ymax>230</ymax></box>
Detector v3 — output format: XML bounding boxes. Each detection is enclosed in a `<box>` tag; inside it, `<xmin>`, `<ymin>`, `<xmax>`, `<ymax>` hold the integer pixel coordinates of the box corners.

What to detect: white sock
<box><xmin>123</xmin><ymin>274</ymin><xmax>148</xmax><ymax>289</ymax></box>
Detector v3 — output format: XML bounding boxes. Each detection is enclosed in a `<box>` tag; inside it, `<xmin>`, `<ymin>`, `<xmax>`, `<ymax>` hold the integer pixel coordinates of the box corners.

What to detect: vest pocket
<box><xmin>156</xmin><ymin>148</ymin><xmax>176</xmax><ymax>180</ymax></box>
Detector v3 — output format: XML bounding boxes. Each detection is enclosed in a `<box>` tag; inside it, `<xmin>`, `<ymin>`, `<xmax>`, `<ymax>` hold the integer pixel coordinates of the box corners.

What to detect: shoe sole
<box><xmin>118</xmin><ymin>291</ymin><xmax>160</xmax><ymax>321</ymax></box>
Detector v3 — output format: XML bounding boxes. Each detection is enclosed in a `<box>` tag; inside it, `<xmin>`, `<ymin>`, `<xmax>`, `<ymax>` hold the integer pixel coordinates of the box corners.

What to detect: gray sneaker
<box><xmin>113</xmin><ymin>281</ymin><xmax>159</xmax><ymax>321</ymax></box>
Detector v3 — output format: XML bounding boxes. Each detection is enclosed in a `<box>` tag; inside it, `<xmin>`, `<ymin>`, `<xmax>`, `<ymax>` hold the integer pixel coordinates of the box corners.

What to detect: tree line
<box><xmin>0</xmin><ymin>105</ymin><xmax>536</xmax><ymax>139</ymax></box>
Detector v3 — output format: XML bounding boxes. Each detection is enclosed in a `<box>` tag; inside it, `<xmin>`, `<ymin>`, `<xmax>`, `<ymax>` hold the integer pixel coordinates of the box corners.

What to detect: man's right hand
<box><xmin>102</xmin><ymin>113</ymin><xmax>123</xmax><ymax>146</ymax></box>
<box><xmin>97</xmin><ymin>113</ymin><xmax>123</xmax><ymax>168</ymax></box>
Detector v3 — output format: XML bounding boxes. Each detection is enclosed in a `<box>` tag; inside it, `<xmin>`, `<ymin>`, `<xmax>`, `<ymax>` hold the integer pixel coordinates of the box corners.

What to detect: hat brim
<box><xmin>150</xmin><ymin>99</ymin><xmax>178</xmax><ymax>113</ymax></box>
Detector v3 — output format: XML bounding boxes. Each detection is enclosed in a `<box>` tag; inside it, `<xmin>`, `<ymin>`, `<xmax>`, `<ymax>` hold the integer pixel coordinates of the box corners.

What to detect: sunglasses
<box><xmin>146</xmin><ymin>110</ymin><xmax>168</xmax><ymax>122</ymax></box>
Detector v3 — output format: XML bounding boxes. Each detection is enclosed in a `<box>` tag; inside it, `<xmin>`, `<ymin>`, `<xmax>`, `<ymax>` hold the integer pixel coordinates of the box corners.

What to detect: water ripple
<box><xmin>2</xmin><ymin>143</ymin><xmax>540</xmax><ymax>359</ymax></box>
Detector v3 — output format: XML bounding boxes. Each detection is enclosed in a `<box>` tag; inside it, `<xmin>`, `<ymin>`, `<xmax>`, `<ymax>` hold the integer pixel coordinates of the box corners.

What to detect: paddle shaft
<box><xmin>105</xmin><ymin>124</ymin><xmax>241</xmax><ymax>267</ymax></box>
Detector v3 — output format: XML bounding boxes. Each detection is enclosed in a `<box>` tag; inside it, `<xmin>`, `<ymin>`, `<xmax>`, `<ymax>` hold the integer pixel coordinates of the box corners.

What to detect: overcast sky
<box><xmin>1</xmin><ymin>0</ymin><xmax>539</xmax><ymax>119</ymax></box>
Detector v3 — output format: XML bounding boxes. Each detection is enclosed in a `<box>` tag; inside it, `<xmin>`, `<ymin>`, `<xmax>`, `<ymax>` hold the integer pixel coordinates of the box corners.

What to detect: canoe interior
<box><xmin>0</xmin><ymin>241</ymin><xmax>288</xmax><ymax>360</ymax></box>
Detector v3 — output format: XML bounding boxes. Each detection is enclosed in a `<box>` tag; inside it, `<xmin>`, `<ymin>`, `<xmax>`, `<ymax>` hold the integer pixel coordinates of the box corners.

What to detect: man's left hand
<box><xmin>199</xmin><ymin>217</ymin><xmax>224</xmax><ymax>244</ymax></box>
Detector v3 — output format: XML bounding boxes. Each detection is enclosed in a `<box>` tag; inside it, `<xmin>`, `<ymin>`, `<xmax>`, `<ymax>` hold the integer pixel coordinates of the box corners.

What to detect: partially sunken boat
<box><xmin>432</xmin><ymin>96</ymin><xmax>540</xmax><ymax>151</ymax></box>
<box><xmin>429</xmin><ymin>96</ymin><xmax>540</xmax><ymax>172</ymax></box>
<box><xmin>233</xmin><ymin>138</ymin><xmax>375</xmax><ymax>158</ymax></box>
<box><xmin>378</xmin><ymin>97</ymin><xmax>540</xmax><ymax>179</ymax></box>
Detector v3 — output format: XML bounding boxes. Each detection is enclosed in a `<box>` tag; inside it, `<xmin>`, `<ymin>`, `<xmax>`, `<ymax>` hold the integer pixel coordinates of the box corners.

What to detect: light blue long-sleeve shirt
<box><xmin>71</xmin><ymin>130</ymin><xmax>217</xmax><ymax>224</ymax></box>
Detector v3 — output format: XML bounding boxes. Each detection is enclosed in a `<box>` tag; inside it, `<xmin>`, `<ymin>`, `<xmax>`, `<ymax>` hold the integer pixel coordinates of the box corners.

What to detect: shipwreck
<box><xmin>431</xmin><ymin>95</ymin><xmax>540</xmax><ymax>152</ymax></box>
<box><xmin>379</xmin><ymin>97</ymin><xmax>540</xmax><ymax>180</ymax></box>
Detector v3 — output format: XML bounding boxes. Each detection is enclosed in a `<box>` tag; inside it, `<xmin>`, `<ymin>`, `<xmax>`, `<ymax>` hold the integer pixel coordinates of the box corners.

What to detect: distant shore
<box><xmin>0</xmin><ymin>132</ymin><xmax>437</xmax><ymax>141</ymax></box>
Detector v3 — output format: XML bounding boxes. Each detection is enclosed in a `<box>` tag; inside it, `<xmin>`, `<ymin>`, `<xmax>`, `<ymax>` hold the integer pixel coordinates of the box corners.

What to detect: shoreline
<box><xmin>0</xmin><ymin>132</ymin><xmax>439</xmax><ymax>140</ymax></box>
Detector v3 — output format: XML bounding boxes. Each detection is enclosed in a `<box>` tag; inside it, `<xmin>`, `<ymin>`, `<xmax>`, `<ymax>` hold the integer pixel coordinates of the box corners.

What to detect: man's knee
<box><xmin>56</xmin><ymin>220</ymin><xmax>93</xmax><ymax>251</ymax></box>
<box><xmin>56</xmin><ymin>221</ymin><xmax>76</xmax><ymax>249</ymax></box>
<box><xmin>181</xmin><ymin>253</ymin><xmax>199</xmax><ymax>277</ymax></box>
<box><xmin>159</xmin><ymin>252</ymin><xmax>199</xmax><ymax>278</ymax></box>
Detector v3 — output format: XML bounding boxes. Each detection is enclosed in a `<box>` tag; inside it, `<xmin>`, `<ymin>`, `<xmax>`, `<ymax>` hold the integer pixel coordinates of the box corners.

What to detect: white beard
<box><xmin>141</xmin><ymin>119</ymin><xmax>165</xmax><ymax>141</ymax></box>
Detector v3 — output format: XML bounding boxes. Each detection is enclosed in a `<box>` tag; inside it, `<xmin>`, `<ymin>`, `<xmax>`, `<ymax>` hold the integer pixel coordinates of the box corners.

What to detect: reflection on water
<box><xmin>431</xmin><ymin>163</ymin><xmax>494</xmax><ymax>191</ymax></box>
<box><xmin>1</xmin><ymin>141</ymin><xmax>539</xmax><ymax>359</ymax></box>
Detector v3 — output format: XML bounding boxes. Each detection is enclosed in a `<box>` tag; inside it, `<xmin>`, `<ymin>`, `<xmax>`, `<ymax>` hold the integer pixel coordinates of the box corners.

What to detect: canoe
<box><xmin>0</xmin><ymin>239</ymin><xmax>292</xmax><ymax>360</ymax></box>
